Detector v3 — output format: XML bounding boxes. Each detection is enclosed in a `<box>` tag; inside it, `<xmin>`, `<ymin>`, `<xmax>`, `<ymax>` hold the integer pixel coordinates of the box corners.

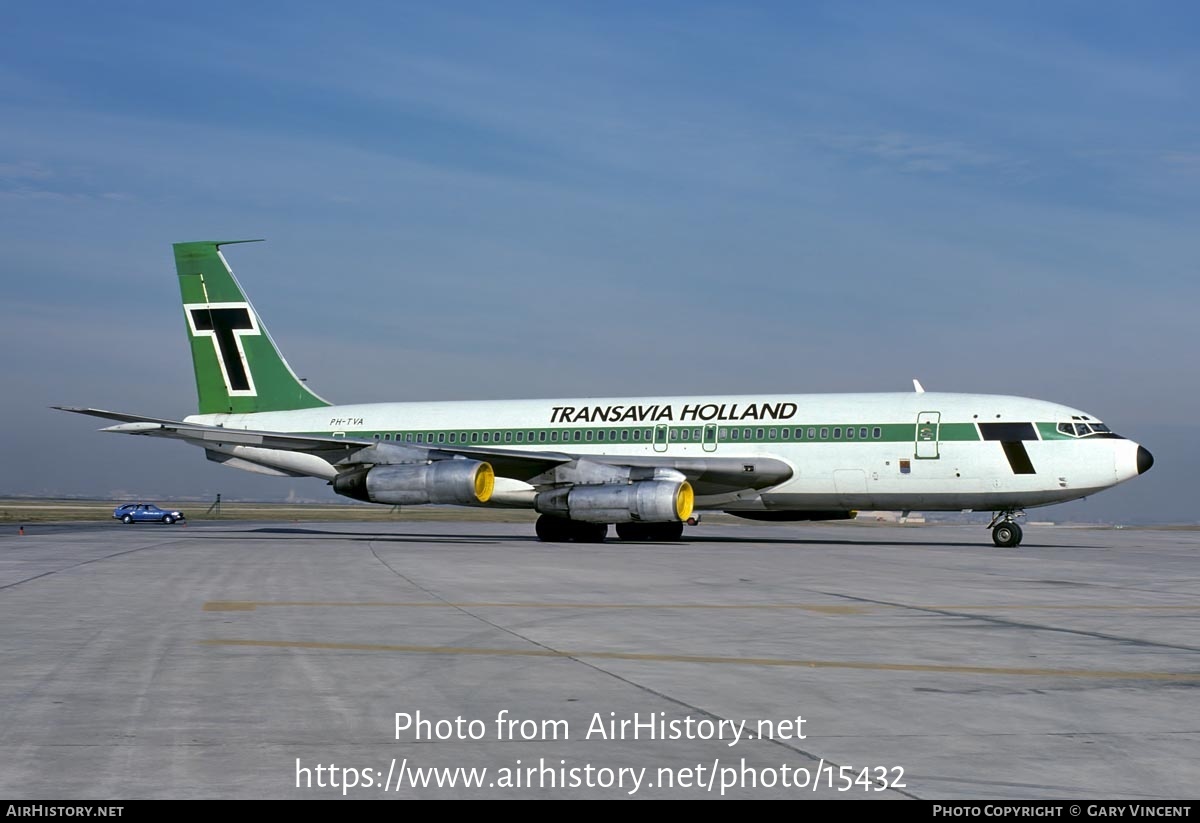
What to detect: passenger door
<box><xmin>915</xmin><ymin>411</ymin><xmax>941</xmax><ymax>459</ymax></box>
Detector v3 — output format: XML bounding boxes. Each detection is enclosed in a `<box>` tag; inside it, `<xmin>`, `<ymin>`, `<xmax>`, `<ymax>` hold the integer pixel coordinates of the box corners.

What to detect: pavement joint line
<box><xmin>198</xmin><ymin>639</ymin><xmax>1200</xmax><ymax>680</ymax></box>
<box><xmin>202</xmin><ymin>600</ymin><xmax>869</xmax><ymax>613</ymax></box>
<box><xmin>201</xmin><ymin>599</ymin><xmax>1200</xmax><ymax>613</ymax></box>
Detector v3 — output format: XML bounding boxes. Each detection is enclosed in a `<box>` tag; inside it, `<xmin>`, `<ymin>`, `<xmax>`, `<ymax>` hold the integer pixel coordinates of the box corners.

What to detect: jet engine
<box><xmin>535</xmin><ymin>479</ymin><xmax>693</xmax><ymax>523</ymax></box>
<box><xmin>333</xmin><ymin>460</ymin><xmax>495</xmax><ymax>505</ymax></box>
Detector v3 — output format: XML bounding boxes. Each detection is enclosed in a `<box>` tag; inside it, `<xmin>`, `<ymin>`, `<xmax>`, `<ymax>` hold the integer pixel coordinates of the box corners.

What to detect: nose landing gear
<box><xmin>988</xmin><ymin>510</ymin><xmax>1025</xmax><ymax>548</ymax></box>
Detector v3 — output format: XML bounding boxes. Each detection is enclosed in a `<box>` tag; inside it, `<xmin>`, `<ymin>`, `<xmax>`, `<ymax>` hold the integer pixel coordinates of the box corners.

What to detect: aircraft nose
<box><xmin>1137</xmin><ymin>445</ymin><xmax>1154</xmax><ymax>475</ymax></box>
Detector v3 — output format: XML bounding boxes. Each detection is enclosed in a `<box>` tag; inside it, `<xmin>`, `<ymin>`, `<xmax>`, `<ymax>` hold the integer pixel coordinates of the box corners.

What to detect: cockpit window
<box><xmin>1058</xmin><ymin>421</ymin><xmax>1116</xmax><ymax>438</ymax></box>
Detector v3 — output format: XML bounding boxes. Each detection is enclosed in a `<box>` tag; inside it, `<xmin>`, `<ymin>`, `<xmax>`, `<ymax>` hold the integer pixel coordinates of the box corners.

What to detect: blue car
<box><xmin>113</xmin><ymin>503</ymin><xmax>186</xmax><ymax>525</ymax></box>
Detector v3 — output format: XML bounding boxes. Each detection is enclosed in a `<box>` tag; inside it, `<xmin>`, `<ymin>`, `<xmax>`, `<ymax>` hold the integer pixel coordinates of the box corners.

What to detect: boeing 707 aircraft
<box><xmin>58</xmin><ymin>240</ymin><xmax>1153</xmax><ymax>547</ymax></box>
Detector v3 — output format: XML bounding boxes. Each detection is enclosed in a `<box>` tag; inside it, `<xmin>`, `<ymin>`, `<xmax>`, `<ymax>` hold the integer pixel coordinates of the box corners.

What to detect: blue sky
<box><xmin>1</xmin><ymin>2</ymin><xmax>1196</xmax><ymax>521</ymax></box>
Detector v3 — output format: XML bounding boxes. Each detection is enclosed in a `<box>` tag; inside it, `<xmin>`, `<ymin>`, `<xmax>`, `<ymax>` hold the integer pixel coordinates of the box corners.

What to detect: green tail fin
<box><xmin>173</xmin><ymin>240</ymin><xmax>330</xmax><ymax>415</ymax></box>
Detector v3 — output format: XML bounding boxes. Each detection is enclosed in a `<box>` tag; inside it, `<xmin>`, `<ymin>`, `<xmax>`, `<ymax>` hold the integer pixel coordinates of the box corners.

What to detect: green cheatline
<box><xmin>297</xmin><ymin>420</ymin><xmax>1076</xmax><ymax>446</ymax></box>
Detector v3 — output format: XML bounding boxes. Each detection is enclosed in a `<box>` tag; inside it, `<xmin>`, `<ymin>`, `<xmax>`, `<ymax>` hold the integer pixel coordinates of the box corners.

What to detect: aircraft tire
<box><xmin>648</xmin><ymin>522</ymin><xmax>684</xmax><ymax>541</ymax></box>
<box><xmin>571</xmin><ymin>522</ymin><xmax>609</xmax><ymax>543</ymax></box>
<box><xmin>992</xmin><ymin>522</ymin><xmax>1022</xmax><ymax>548</ymax></box>
<box><xmin>535</xmin><ymin>515</ymin><xmax>572</xmax><ymax>542</ymax></box>
<box><xmin>615</xmin><ymin>523</ymin><xmax>650</xmax><ymax>541</ymax></box>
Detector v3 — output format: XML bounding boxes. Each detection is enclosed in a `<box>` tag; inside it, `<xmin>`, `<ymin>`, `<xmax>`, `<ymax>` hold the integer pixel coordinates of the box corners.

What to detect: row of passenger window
<box><xmin>376</xmin><ymin>429</ymin><xmax>637</xmax><ymax>445</ymax></box>
<box><xmin>722</xmin><ymin>426</ymin><xmax>883</xmax><ymax>442</ymax></box>
<box><xmin>368</xmin><ymin>426</ymin><xmax>887</xmax><ymax>445</ymax></box>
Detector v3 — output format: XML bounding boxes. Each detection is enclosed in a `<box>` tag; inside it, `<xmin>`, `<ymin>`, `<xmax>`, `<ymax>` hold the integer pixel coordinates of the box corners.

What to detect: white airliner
<box><xmin>58</xmin><ymin>240</ymin><xmax>1153</xmax><ymax>547</ymax></box>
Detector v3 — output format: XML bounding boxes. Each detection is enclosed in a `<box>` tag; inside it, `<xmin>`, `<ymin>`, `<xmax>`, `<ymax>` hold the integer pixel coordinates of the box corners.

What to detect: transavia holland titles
<box><xmin>550</xmin><ymin>402</ymin><xmax>799</xmax><ymax>424</ymax></box>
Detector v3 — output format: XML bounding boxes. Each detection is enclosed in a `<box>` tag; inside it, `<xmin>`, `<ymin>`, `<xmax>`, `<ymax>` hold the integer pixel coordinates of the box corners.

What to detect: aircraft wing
<box><xmin>54</xmin><ymin>406</ymin><xmax>791</xmax><ymax>492</ymax></box>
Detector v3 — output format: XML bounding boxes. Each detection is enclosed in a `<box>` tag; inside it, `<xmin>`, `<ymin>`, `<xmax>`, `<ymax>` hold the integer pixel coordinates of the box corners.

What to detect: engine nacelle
<box><xmin>333</xmin><ymin>460</ymin><xmax>495</xmax><ymax>506</ymax></box>
<box><xmin>535</xmin><ymin>480</ymin><xmax>693</xmax><ymax>524</ymax></box>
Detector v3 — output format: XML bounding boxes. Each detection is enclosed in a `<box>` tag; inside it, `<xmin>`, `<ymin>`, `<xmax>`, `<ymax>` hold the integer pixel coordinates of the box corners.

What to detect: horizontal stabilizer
<box><xmin>52</xmin><ymin>406</ymin><xmax>185</xmax><ymax>426</ymax></box>
<box><xmin>52</xmin><ymin>405</ymin><xmax>572</xmax><ymax>480</ymax></box>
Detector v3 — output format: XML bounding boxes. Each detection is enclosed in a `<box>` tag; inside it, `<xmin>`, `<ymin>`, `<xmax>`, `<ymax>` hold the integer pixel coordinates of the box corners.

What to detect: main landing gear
<box><xmin>535</xmin><ymin>515</ymin><xmax>685</xmax><ymax>543</ymax></box>
<box><xmin>614</xmin><ymin>522</ymin><xmax>684</xmax><ymax>542</ymax></box>
<box><xmin>535</xmin><ymin>515</ymin><xmax>607</xmax><ymax>543</ymax></box>
<box><xmin>988</xmin><ymin>510</ymin><xmax>1025</xmax><ymax>548</ymax></box>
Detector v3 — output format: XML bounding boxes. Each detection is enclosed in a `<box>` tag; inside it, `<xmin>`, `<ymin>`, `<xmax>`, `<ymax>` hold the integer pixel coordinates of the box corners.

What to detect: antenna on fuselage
<box><xmin>913</xmin><ymin>379</ymin><xmax>926</xmax><ymax>393</ymax></box>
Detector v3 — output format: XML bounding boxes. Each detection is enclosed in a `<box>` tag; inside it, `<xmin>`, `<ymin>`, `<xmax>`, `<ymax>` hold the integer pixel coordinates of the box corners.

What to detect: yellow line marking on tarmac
<box><xmin>199</xmin><ymin>638</ymin><xmax>1200</xmax><ymax>680</ymax></box>
<box><xmin>202</xmin><ymin>600</ymin><xmax>867</xmax><ymax>614</ymax></box>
